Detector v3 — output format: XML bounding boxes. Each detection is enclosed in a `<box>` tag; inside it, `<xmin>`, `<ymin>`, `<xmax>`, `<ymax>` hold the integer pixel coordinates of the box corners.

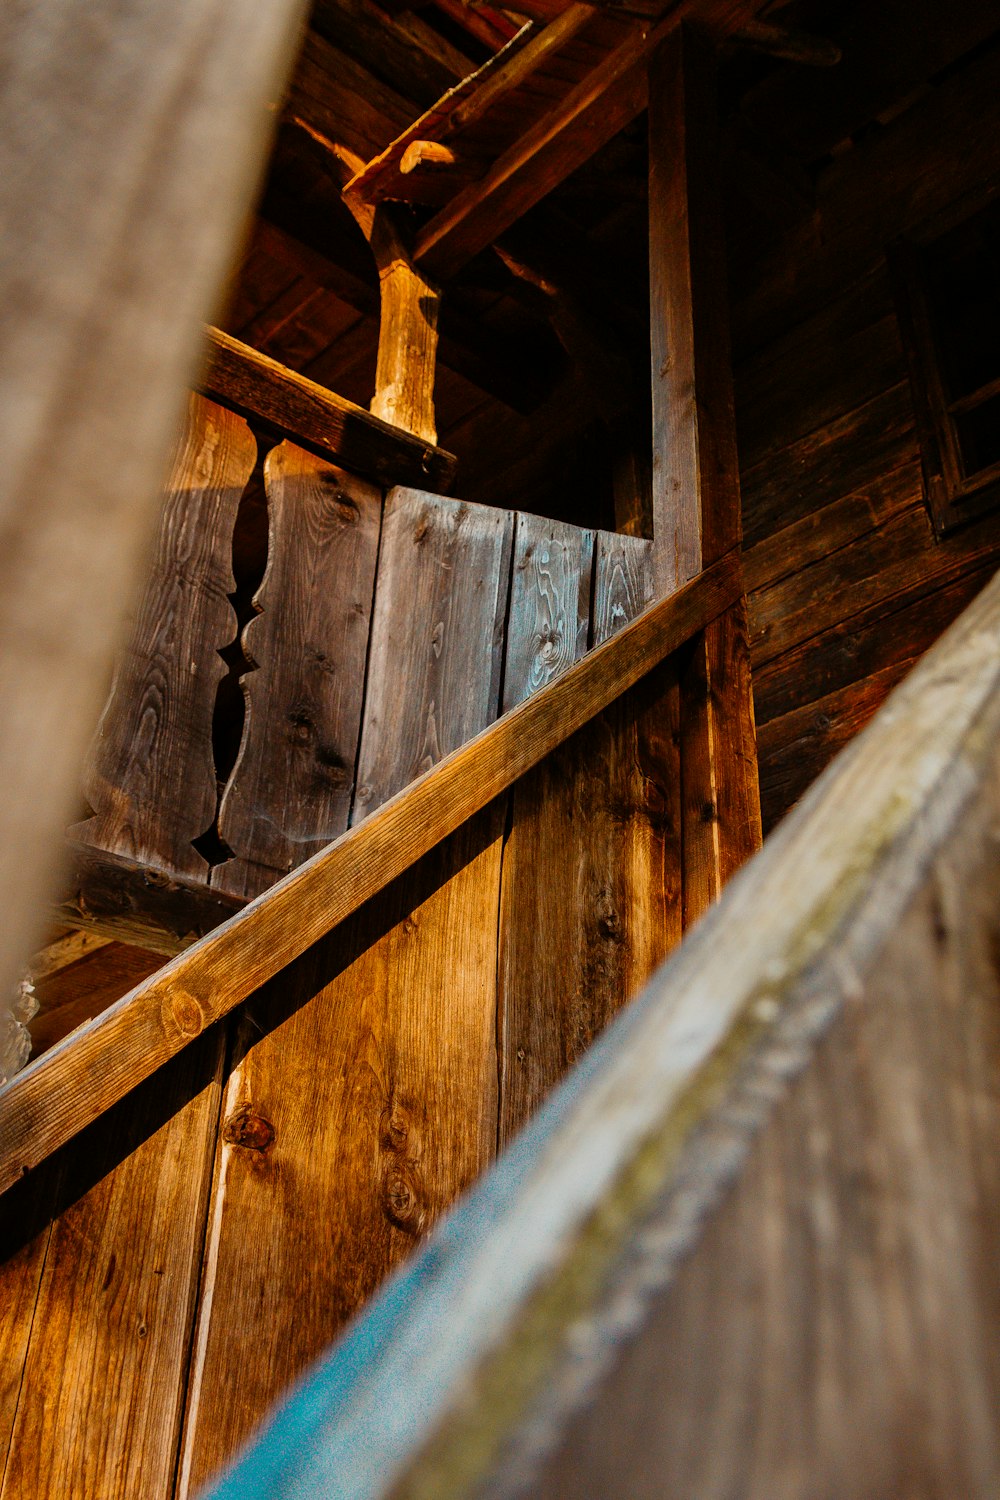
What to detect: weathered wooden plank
<box><xmin>0</xmin><ymin>0</ymin><xmax>310</xmax><ymax>1035</ymax></box>
<box><xmin>354</xmin><ymin>490</ymin><xmax>514</xmax><ymax>819</ymax></box>
<box><xmin>648</xmin><ymin>25</ymin><xmax>740</xmax><ymax>592</ymax></box>
<box><xmin>502</xmin><ymin>513</ymin><xmax>594</xmax><ymax>712</ymax></box>
<box><xmin>178</xmin><ymin>817</ymin><xmax>503</xmax><ymax>1496</ymax></box>
<box><xmin>1</xmin><ymin>1039</ymin><xmax>222</xmax><ymax>1500</ymax></box>
<box><xmin>499</xmin><ymin>524</ymin><xmax>676</xmax><ymax>1142</ymax></box>
<box><xmin>213</xmin><ymin>445</ymin><xmax>382</xmax><ymax>900</ymax></box>
<box><xmin>591</xmin><ymin>531</ymin><xmax>655</xmax><ymax>644</ymax></box>
<box><xmin>206</xmin><ymin>564</ymin><xmax>1000</xmax><ymax>1500</ymax></box>
<box><xmin>200</xmin><ymin>328</ymin><xmax>457</xmax><ymax>491</ymax></box>
<box><xmin>73</xmin><ymin>394</ymin><xmax>256</xmax><ymax>880</ymax></box>
<box><xmin>55</xmin><ymin>841</ymin><xmax>246</xmax><ymax>957</ymax></box>
<box><xmin>180</xmin><ymin>490</ymin><xmax>515</xmax><ymax>1492</ymax></box>
<box><xmin>679</xmin><ymin>597</ymin><xmax>762</xmax><ymax>927</ymax></box>
<box><xmin>29</xmin><ymin>942</ymin><xmax>164</xmax><ymax>1061</ymax></box>
<box><xmin>0</xmin><ymin>556</ymin><xmax>740</xmax><ymax>1194</ymax></box>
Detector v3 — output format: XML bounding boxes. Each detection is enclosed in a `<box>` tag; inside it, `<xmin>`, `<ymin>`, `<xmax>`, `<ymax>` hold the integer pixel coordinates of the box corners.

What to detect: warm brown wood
<box><xmin>179</xmin><ymin>491</ymin><xmax>516</xmax><ymax>1493</ymax></box>
<box><xmin>399</xmin><ymin>141</ymin><xmax>459</xmax><ymax>175</ymax></box>
<box><xmin>0</xmin><ymin>0</ymin><xmax>309</xmax><ymax>1026</ymax></box>
<box><xmin>414</xmin><ymin>19</ymin><xmax>662</xmax><ymax>280</ymax></box>
<box><xmin>369</xmin><ymin>215</ymin><xmax>441</xmax><ymax>444</ymax></box>
<box><xmin>0</xmin><ymin>556</ymin><xmax>740</xmax><ymax>1194</ymax></box>
<box><xmin>213</xmin><ymin>446</ymin><xmax>382</xmax><ymax>899</ymax></box>
<box><xmin>28</xmin><ymin>943</ymin><xmax>164</xmax><ymax>1060</ymax></box>
<box><xmin>498</xmin><ymin>537</ymin><xmax>681</xmax><ymax>1140</ymax></box>
<box><xmin>205</xmin><ymin>554</ymin><xmax>1000</xmax><ymax>1500</ymax></box>
<box><xmin>354</xmin><ymin>490</ymin><xmax>514</xmax><ymax>820</ymax></box>
<box><xmin>55</xmin><ymin>841</ymin><xmax>246</xmax><ymax>957</ymax></box>
<box><xmin>648</xmin><ymin>25</ymin><xmax>740</xmax><ymax>591</ymax></box>
<box><xmin>0</xmin><ymin>1038</ymin><xmax>223</xmax><ymax>1500</ymax></box>
<box><xmin>200</xmin><ymin>327</ymin><xmax>457</xmax><ymax>490</ymax></box>
<box><xmin>73</xmin><ymin>395</ymin><xmax>255</xmax><ymax>880</ymax></box>
<box><xmin>503</xmin><ymin>514</ymin><xmax>594</xmax><ymax>712</ymax></box>
<box><xmin>679</xmin><ymin>597</ymin><xmax>762</xmax><ymax>927</ymax></box>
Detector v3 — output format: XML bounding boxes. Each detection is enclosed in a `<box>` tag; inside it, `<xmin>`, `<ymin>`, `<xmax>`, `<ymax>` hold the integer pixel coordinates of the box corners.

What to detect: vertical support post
<box><xmin>647</xmin><ymin>24</ymin><xmax>762</xmax><ymax>922</ymax></box>
<box><xmin>370</xmin><ymin>209</ymin><xmax>441</xmax><ymax>445</ymax></box>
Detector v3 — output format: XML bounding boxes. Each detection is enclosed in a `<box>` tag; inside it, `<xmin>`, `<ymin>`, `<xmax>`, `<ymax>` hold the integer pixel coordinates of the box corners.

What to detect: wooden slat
<box><xmin>73</xmin><ymin>394</ymin><xmax>255</xmax><ymax>880</ymax></box>
<box><xmin>502</xmin><ymin>513</ymin><xmax>594</xmax><ymax>712</ymax></box>
<box><xmin>498</xmin><ymin>535</ymin><xmax>681</xmax><ymax>1141</ymax></box>
<box><xmin>200</xmin><ymin>328</ymin><xmax>457</xmax><ymax>491</ymax></box>
<box><xmin>591</xmin><ymin>531</ymin><xmax>655</xmax><ymax>643</ymax></box>
<box><xmin>648</xmin><ymin>25</ymin><xmax>740</xmax><ymax>592</ymax></box>
<box><xmin>354</xmin><ymin>490</ymin><xmax>514</xmax><ymax>819</ymax></box>
<box><xmin>0</xmin><ymin>554</ymin><xmax>739</xmax><ymax>1194</ymax></box>
<box><xmin>179</xmin><ymin>491</ymin><xmax>514</xmax><ymax>1492</ymax></box>
<box><xmin>0</xmin><ymin>1039</ymin><xmax>223</xmax><ymax>1500</ymax></box>
<box><xmin>213</xmin><ymin>445</ymin><xmax>382</xmax><ymax>900</ymax></box>
<box><xmin>0</xmin><ymin>0</ymin><xmax>309</xmax><ymax>1035</ymax></box>
<box><xmin>205</xmin><ymin>564</ymin><xmax>1000</xmax><ymax>1500</ymax></box>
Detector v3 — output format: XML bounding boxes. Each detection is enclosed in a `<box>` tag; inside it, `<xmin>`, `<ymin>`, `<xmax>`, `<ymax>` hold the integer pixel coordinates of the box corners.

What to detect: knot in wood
<box><xmin>381</xmin><ymin>1162</ymin><xmax>426</xmax><ymax>1236</ymax></box>
<box><xmin>223</xmin><ymin>1103</ymin><xmax>275</xmax><ymax>1153</ymax></box>
<box><xmin>167</xmin><ymin>987</ymin><xmax>205</xmax><ymax>1037</ymax></box>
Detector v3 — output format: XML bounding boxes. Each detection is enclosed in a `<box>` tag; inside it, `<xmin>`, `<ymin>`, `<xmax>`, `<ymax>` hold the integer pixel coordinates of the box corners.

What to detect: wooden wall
<box><xmin>730</xmin><ymin>31</ymin><xmax>1000</xmax><ymax>831</ymax></box>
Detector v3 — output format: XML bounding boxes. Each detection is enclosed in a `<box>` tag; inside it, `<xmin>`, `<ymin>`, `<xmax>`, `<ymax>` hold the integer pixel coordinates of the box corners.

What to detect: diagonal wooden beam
<box><xmin>0</xmin><ymin>553</ymin><xmax>741</xmax><ymax>1197</ymax></box>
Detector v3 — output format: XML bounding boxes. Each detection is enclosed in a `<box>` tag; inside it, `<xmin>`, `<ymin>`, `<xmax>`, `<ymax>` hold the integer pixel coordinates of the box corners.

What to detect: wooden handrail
<box><xmin>200</xmin><ymin>327</ymin><xmax>458</xmax><ymax>490</ymax></box>
<box><xmin>0</xmin><ymin>554</ymin><xmax>739</xmax><ymax>1195</ymax></box>
<box><xmin>205</xmin><ymin>568</ymin><xmax>1000</xmax><ymax>1500</ymax></box>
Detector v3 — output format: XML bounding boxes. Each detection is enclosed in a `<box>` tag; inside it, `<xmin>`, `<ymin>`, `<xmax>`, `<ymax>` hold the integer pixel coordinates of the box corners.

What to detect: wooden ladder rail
<box><xmin>0</xmin><ymin>553</ymin><xmax>740</xmax><ymax>1197</ymax></box>
<box><xmin>204</xmin><ymin>564</ymin><xmax>1000</xmax><ymax>1500</ymax></box>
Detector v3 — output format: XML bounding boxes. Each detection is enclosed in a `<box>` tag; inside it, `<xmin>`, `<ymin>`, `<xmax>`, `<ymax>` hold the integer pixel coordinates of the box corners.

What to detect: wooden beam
<box><xmin>55</xmin><ymin>843</ymin><xmax>246</xmax><ymax>957</ymax></box>
<box><xmin>0</xmin><ymin>554</ymin><xmax>740</xmax><ymax>1195</ymax></box>
<box><xmin>200</xmin><ymin>326</ymin><xmax>457</xmax><ymax>488</ymax></box>
<box><xmin>413</xmin><ymin>17</ymin><xmax>666</xmax><ymax>279</ymax></box>
<box><xmin>204</xmin><ymin>563</ymin><xmax>1000</xmax><ymax>1500</ymax></box>
<box><xmin>0</xmin><ymin>0</ymin><xmax>309</xmax><ymax>1039</ymax></box>
<box><xmin>648</xmin><ymin>24</ymin><xmax>740</xmax><ymax>591</ymax></box>
<box><xmin>369</xmin><ymin>212</ymin><xmax>442</xmax><ymax>443</ymax></box>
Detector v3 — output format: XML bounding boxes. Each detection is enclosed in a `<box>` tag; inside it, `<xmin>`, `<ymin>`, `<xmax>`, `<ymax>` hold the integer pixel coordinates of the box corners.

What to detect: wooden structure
<box><xmin>2</xmin><ymin>0</ymin><xmax>1000</xmax><ymax>1496</ymax></box>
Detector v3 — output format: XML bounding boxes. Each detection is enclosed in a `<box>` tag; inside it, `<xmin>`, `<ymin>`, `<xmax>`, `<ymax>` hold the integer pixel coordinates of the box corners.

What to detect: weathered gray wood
<box><xmin>591</xmin><ymin>532</ymin><xmax>655</xmax><ymax>646</ymax></box>
<box><xmin>0</xmin><ymin>556</ymin><xmax>740</xmax><ymax>1195</ymax></box>
<box><xmin>503</xmin><ymin>513</ymin><xmax>594</xmax><ymax>712</ymax></box>
<box><xmin>213</xmin><ymin>444</ymin><xmax>382</xmax><ymax>900</ymax></box>
<box><xmin>179</xmin><ymin>490</ymin><xmax>516</xmax><ymax>1493</ymax></box>
<box><xmin>203</xmin><ymin>566</ymin><xmax>1000</xmax><ymax>1500</ymax></box>
<box><xmin>353</xmin><ymin>489</ymin><xmax>514</xmax><ymax>820</ymax></box>
<box><xmin>0</xmin><ymin>0</ymin><xmax>309</xmax><ymax>1019</ymax></box>
<box><xmin>73</xmin><ymin>394</ymin><xmax>256</xmax><ymax>879</ymax></box>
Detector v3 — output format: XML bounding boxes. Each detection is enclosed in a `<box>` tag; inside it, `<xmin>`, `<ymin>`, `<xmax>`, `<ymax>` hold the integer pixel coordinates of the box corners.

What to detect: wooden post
<box><xmin>369</xmin><ymin>210</ymin><xmax>442</xmax><ymax>445</ymax></box>
<box><xmin>0</xmin><ymin>0</ymin><xmax>309</xmax><ymax>1031</ymax></box>
<box><xmin>648</xmin><ymin>24</ymin><xmax>762</xmax><ymax>915</ymax></box>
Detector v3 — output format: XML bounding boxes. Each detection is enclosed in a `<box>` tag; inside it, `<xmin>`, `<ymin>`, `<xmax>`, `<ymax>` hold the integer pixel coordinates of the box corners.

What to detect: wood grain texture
<box><xmin>0</xmin><ymin>0</ymin><xmax>309</xmax><ymax>1029</ymax></box>
<box><xmin>213</xmin><ymin>444</ymin><xmax>382</xmax><ymax>899</ymax></box>
<box><xmin>499</xmin><ymin>521</ymin><xmax>676</xmax><ymax>1142</ymax></box>
<box><xmin>591</xmin><ymin>532</ymin><xmax>655</xmax><ymax>645</ymax></box>
<box><xmin>201</xmin><ymin>328</ymin><xmax>457</xmax><ymax>491</ymax></box>
<box><xmin>369</xmin><ymin>214</ymin><xmax>441</xmax><ymax>444</ymax></box>
<box><xmin>178</xmin><ymin>817</ymin><xmax>503</xmax><ymax>1497</ymax></box>
<box><xmin>205</xmin><ymin>564</ymin><xmax>1000</xmax><ymax>1500</ymax></box>
<box><xmin>680</xmin><ymin>596</ymin><xmax>762</xmax><ymax>928</ymax></box>
<box><xmin>73</xmin><ymin>394</ymin><xmax>255</xmax><ymax>879</ymax></box>
<box><xmin>354</xmin><ymin>489</ymin><xmax>514</xmax><ymax>819</ymax></box>
<box><xmin>0</xmin><ymin>1038</ymin><xmax>222</xmax><ymax>1500</ymax></box>
<box><xmin>55</xmin><ymin>840</ymin><xmax>246</xmax><ymax>957</ymax></box>
<box><xmin>180</xmin><ymin>489</ymin><xmax>516</xmax><ymax>1492</ymax></box>
<box><xmin>503</xmin><ymin>513</ymin><xmax>594</xmax><ymax>712</ymax></box>
<box><xmin>648</xmin><ymin>25</ymin><xmax>740</xmax><ymax>592</ymax></box>
<box><xmin>0</xmin><ymin>556</ymin><xmax>740</xmax><ymax>1194</ymax></box>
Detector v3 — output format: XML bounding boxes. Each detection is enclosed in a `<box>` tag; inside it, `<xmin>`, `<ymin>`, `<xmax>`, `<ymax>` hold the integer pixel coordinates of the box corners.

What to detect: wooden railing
<box><xmin>0</xmin><ymin>555</ymin><xmax>740</xmax><ymax>1195</ymax></box>
<box><xmin>200</xmin><ymin>565</ymin><xmax>1000</xmax><ymax>1500</ymax></box>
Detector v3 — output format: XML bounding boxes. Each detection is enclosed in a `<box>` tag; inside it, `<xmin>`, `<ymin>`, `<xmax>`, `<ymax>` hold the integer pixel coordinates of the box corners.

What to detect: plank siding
<box><xmin>73</xmin><ymin>395</ymin><xmax>256</xmax><ymax>879</ymax></box>
<box><xmin>213</xmin><ymin>443</ymin><xmax>382</xmax><ymax>899</ymax></box>
<box><xmin>734</xmin><ymin>40</ymin><xmax>1000</xmax><ymax>829</ymax></box>
<box><xmin>178</xmin><ymin>490</ymin><xmax>514</xmax><ymax>1495</ymax></box>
